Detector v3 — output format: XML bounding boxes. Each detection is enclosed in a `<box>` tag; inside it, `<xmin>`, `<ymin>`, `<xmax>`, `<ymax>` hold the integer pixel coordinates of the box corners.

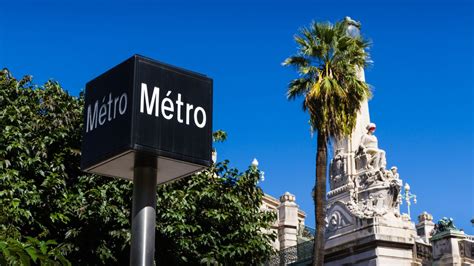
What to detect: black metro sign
<box><xmin>80</xmin><ymin>55</ymin><xmax>213</xmax><ymax>184</ymax></box>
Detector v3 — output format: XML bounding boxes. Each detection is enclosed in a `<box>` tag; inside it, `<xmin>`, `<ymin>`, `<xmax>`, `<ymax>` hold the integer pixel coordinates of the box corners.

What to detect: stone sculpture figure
<box><xmin>330</xmin><ymin>149</ymin><xmax>345</xmax><ymax>189</ymax></box>
<box><xmin>434</xmin><ymin>217</ymin><xmax>458</xmax><ymax>234</ymax></box>
<box><xmin>357</xmin><ymin>123</ymin><xmax>387</xmax><ymax>170</ymax></box>
<box><xmin>390</xmin><ymin>166</ymin><xmax>399</xmax><ymax>179</ymax></box>
<box><xmin>384</xmin><ymin>166</ymin><xmax>400</xmax><ymax>180</ymax></box>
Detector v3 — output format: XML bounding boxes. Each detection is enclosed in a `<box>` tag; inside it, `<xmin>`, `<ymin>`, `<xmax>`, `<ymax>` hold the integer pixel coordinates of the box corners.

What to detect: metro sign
<box><xmin>81</xmin><ymin>55</ymin><xmax>213</xmax><ymax>184</ymax></box>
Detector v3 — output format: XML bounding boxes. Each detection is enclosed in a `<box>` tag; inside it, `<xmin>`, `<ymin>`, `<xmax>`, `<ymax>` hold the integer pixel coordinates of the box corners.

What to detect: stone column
<box><xmin>278</xmin><ymin>192</ymin><xmax>298</xmax><ymax>250</ymax></box>
<box><xmin>416</xmin><ymin>211</ymin><xmax>435</xmax><ymax>243</ymax></box>
<box><xmin>333</xmin><ymin>64</ymin><xmax>370</xmax><ymax>177</ymax></box>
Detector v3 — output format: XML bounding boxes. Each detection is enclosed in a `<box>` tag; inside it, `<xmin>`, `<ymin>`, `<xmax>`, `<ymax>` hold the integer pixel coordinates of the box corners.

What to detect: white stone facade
<box><xmin>262</xmin><ymin>192</ymin><xmax>307</xmax><ymax>251</ymax></box>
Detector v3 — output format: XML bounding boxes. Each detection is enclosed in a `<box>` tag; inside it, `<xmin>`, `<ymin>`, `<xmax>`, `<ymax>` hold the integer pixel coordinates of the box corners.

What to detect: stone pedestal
<box><xmin>325</xmin><ymin>213</ymin><xmax>416</xmax><ymax>265</ymax></box>
<box><xmin>431</xmin><ymin>230</ymin><xmax>466</xmax><ymax>265</ymax></box>
<box><xmin>278</xmin><ymin>192</ymin><xmax>299</xmax><ymax>250</ymax></box>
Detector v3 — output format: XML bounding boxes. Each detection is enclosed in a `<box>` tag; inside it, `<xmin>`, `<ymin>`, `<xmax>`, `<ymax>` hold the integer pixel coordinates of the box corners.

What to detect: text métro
<box><xmin>86</xmin><ymin>92</ymin><xmax>127</xmax><ymax>133</ymax></box>
<box><xmin>140</xmin><ymin>83</ymin><xmax>207</xmax><ymax>128</ymax></box>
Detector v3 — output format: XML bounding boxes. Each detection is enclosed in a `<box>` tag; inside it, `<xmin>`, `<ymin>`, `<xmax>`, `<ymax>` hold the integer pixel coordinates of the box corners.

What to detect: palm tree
<box><xmin>283</xmin><ymin>18</ymin><xmax>371</xmax><ymax>266</ymax></box>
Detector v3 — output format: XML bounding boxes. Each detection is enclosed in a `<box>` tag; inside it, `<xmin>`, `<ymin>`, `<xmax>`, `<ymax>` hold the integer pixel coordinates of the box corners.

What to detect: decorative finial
<box><xmin>251</xmin><ymin>158</ymin><xmax>259</xmax><ymax>168</ymax></box>
<box><xmin>418</xmin><ymin>211</ymin><xmax>433</xmax><ymax>223</ymax></box>
<box><xmin>280</xmin><ymin>192</ymin><xmax>296</xmax><ymax>203</ymax></box>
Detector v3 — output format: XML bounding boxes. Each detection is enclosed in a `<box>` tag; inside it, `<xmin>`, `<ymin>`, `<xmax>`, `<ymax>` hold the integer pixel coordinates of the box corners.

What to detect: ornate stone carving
<box><xmin>280</xmin><ymin>192</ymin><xmax>296</xmax><ymax>203</ymax></box>
<box><xmin>355</xmin><ymin>123</ymin><xmax>387</xmax><ymax>171</ymax></box>
<box><xmin>418</xmin><ymin>211</ymin><xmax>433</xmax><ymax>223</ymax></box>
<box><xmin>389</xmin><ymin>177</ymin><xmax>402</xmax><ymax>209</ymax></box>
<box><xmin>329</xmin><ymin>148</ymin><xmax>347</xmax><ymax>190</ymax></box>
<box><xmin>345</xmin><ymin>196</ymin><xmax>388</xmax><ymax>219</ymax></box>
<box><xmin>390</xmin><ymin>166</ymin><xmax>399</xmax><ymax>179</ymax></box>
<box><xmin>327</xmin><ymin>184</ymin><xmax>350</xmax><ymax>198</ymax></box>
<box><xmin>415</xmin><ymin>242</ymin><xmax>433</xmax><ymax>264</ymax></box>
<box><xmin>347</xmin><ymin>177</ymin><xmax>356</xmax><ymax>202</ymax></box>
<box><xmin>342</xmin><ymin>165</ymin><xmax>402</xmax><ymax>219</ymax></box>
<box><xmin>326</xmin><ymin>202</ymin><xmax>354</xmax><ymax>233</ymax></box>
<box><xmin>327</xmin><ymin>124</ymin><xmax>406</xmax><ymax>224</ymax></box>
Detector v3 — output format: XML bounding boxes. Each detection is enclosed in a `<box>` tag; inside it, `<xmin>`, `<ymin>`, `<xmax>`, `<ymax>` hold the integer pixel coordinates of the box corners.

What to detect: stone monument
<box><xmin>324</xmin><ymin>17</ymin><xmax>417</xmax><ymax>266</ymax></box>
<box><xmin>430</xmin><ymin>217</ymin><xmax>473</xmax><ymax>265</ymax></box>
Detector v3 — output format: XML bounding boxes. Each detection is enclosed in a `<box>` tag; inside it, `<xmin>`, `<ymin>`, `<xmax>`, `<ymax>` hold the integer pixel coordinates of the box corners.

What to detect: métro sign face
<box><xmin>81</xmin><ymin>55</ymin><xmax>213</xmax><ymax>184</ymax></box>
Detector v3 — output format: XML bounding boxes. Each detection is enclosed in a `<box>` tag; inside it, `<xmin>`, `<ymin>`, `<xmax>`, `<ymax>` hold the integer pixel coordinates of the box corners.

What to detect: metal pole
<box><xmin>407</xmin><ymin>200</ymin><xmax>411</xmax><ymax>218</ymax></box>
<box><xmin>130</xmin><ymin>155</ymin><xmax>157</xmax><ymax>266</ymax></box>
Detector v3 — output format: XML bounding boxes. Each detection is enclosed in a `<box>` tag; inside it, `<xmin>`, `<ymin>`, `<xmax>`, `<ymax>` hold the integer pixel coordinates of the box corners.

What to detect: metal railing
<box><xmin>266</xmin><ymin>239</ymin><xmax>314</xmax><ymax>266</ymax></box>
<box><xmin>298</xmin><ymin>225</ymin><xmax>315</xmax><ymax>240</ymax></box>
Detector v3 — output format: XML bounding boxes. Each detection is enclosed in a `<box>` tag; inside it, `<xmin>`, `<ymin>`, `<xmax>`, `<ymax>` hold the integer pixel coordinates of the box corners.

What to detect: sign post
<box><xmin>130</xmin><ymin>155</ymin><xmax>157</xmax><ymax>265</ymax></box>
<box><xmin>81</xmin><ymin>55</ymin><xmax>213</xmax><ymax>265</ymax></box>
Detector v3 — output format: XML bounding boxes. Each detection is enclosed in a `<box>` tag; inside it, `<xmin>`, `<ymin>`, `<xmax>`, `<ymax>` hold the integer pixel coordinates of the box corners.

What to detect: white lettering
<box><xmin>137</xmin><ymin>82</ymin><xmax>208</xmax><ymax>129</ymax></box>
<box><xmin>86</xmin><ymin>101</ymin><xmax>98</xmax><ymax>132</ymax></box>
<box><xmin>194</xmin><ymin>107</ymin><xmax>206</xmax><ymax>128</ymax></box>
<box><xmin>176</xmin><ymin>93</ymin><xmax>184</xmax><ymax>123</ymax></box>
<box><xmin>140</xmin><ymin>83</ymin><xmax>159</xmax><ymax>116</ymax></box>
<box><xmin>186</xmin><ymin>103</ymin><xmax>193</xmax><ymax>125</ymax></box>
<box><xmin>107</xmin><ymin>93</ymin><xmax>113</xmax><ymax>121</ymax></box>
<box><xmin>119</xmin><ymin>93</ymin><xmax>127</xmax><ymax>115</ymax></box>
<box><xmin>99</xmin><ymin>101</ymin><xmax>107</xmax><ymax>125</ymax></box>
<box><xmin>85</xmin><ymin>92</ymin><xmax>127</xmax><ymax>133</ymax></box>
<box><xmin>161</xmin><ymin>91</ymin><xmax>174</xmax><ymax>120</ymax></box>
<box><xmin>114</xmin><ymin>96</ymin><xmax>119</xmax><ymax>119</ymax></box>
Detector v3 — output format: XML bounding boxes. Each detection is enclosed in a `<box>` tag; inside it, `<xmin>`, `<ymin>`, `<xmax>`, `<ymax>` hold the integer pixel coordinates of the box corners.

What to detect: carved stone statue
<box><xmin>327</xmin><ymin>122</ymin><xmax>407</xmax><ymax>223</ymax></box>
<box><xmin>330</xmin><ymin>149</ymin><xmax>346</xmax><ymax>189</ymax></box>
<box><xmin>357</xmin><ymin>123</ymin><xmax>387</xmax><ymax>170</ymax></box>
<box><xmin>390</xmin><ymin>166</ymin><xmax>399</xmax><ymax>179</ymax></box>
<box><xmin>384</xmin><ymin>166</ymin><xmax>399</xmax><ymax>181</ymax></box>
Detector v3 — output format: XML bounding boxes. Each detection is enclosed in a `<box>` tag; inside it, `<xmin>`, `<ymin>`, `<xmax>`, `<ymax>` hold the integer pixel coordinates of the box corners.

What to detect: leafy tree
<box><xmin>0</xmin><ymin>70</ymin><xmax>81</xmax><ymax>265</ymax></box>
<box><xmin>0</xmin><ymin>237</ymin><xmax>69</xmax><ymax>266</ymax></box>
<box><xmin>0</xmin><ymin>69</ymin><xmax>276</xmax><ymax>265</ymax></box>
<box><xmin>283</xmin><ymin>18</ymin><xmax>371</xmax><ymax>265</ymax></box>
<box><xmin>155</xmin><ymin>161</ymin><xmax>276</xmax><ymax>264</ymax></box>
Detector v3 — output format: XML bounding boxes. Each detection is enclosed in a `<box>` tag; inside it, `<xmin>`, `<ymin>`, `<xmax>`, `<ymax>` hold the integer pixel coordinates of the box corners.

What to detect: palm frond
<box><xmin>284</xmin><ymin>18</ymin><xmax>372</xmax><ymax>139</ymax></box>
<box><xmin>282</xmin><ymin>55</ymin><xmax>309</xmax><ymax>68</ymax></box>
<box><xmin>287</xmin><ymin>78</ymin><xmax>311</xmax><ymax>100</ymax></box>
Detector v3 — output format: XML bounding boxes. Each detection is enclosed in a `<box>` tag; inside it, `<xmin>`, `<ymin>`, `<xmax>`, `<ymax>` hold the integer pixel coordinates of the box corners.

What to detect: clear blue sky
<box><xmin>1</xmin><ymin>0</ymin><xmax>473</xmax><ymax>232</ymax></box>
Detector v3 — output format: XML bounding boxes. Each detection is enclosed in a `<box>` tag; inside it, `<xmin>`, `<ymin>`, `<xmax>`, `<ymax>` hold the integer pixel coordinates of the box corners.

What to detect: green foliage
<box><xmin>0</xmin><ymin>237</ymin><xmax>69</xmax><ymax>266</ymax></box>
<box><xmin>212</xmin><ymin>130</ymin><xmax>227</xmax><ymax>143</ymax></box>
<box><xmin>0</xmin><ymin>69</ymin><xmax>276</xmax><ymax>265</ymax></box>
<box><xmin>0</xmin><ymin>69</ymin><xmax>82</xmax><ymax>264</ymax></box>
<box><xmin>155</xmin><ymin>161</ymin><xmax>276</xmax><ymax>264</ymax></box>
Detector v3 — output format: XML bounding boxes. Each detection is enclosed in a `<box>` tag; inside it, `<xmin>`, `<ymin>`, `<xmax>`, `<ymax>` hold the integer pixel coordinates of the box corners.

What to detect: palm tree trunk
<box><xmin>312</xmin><ymin>131</ymin><xmax>327</xmax><ymax>266</ymax></box>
